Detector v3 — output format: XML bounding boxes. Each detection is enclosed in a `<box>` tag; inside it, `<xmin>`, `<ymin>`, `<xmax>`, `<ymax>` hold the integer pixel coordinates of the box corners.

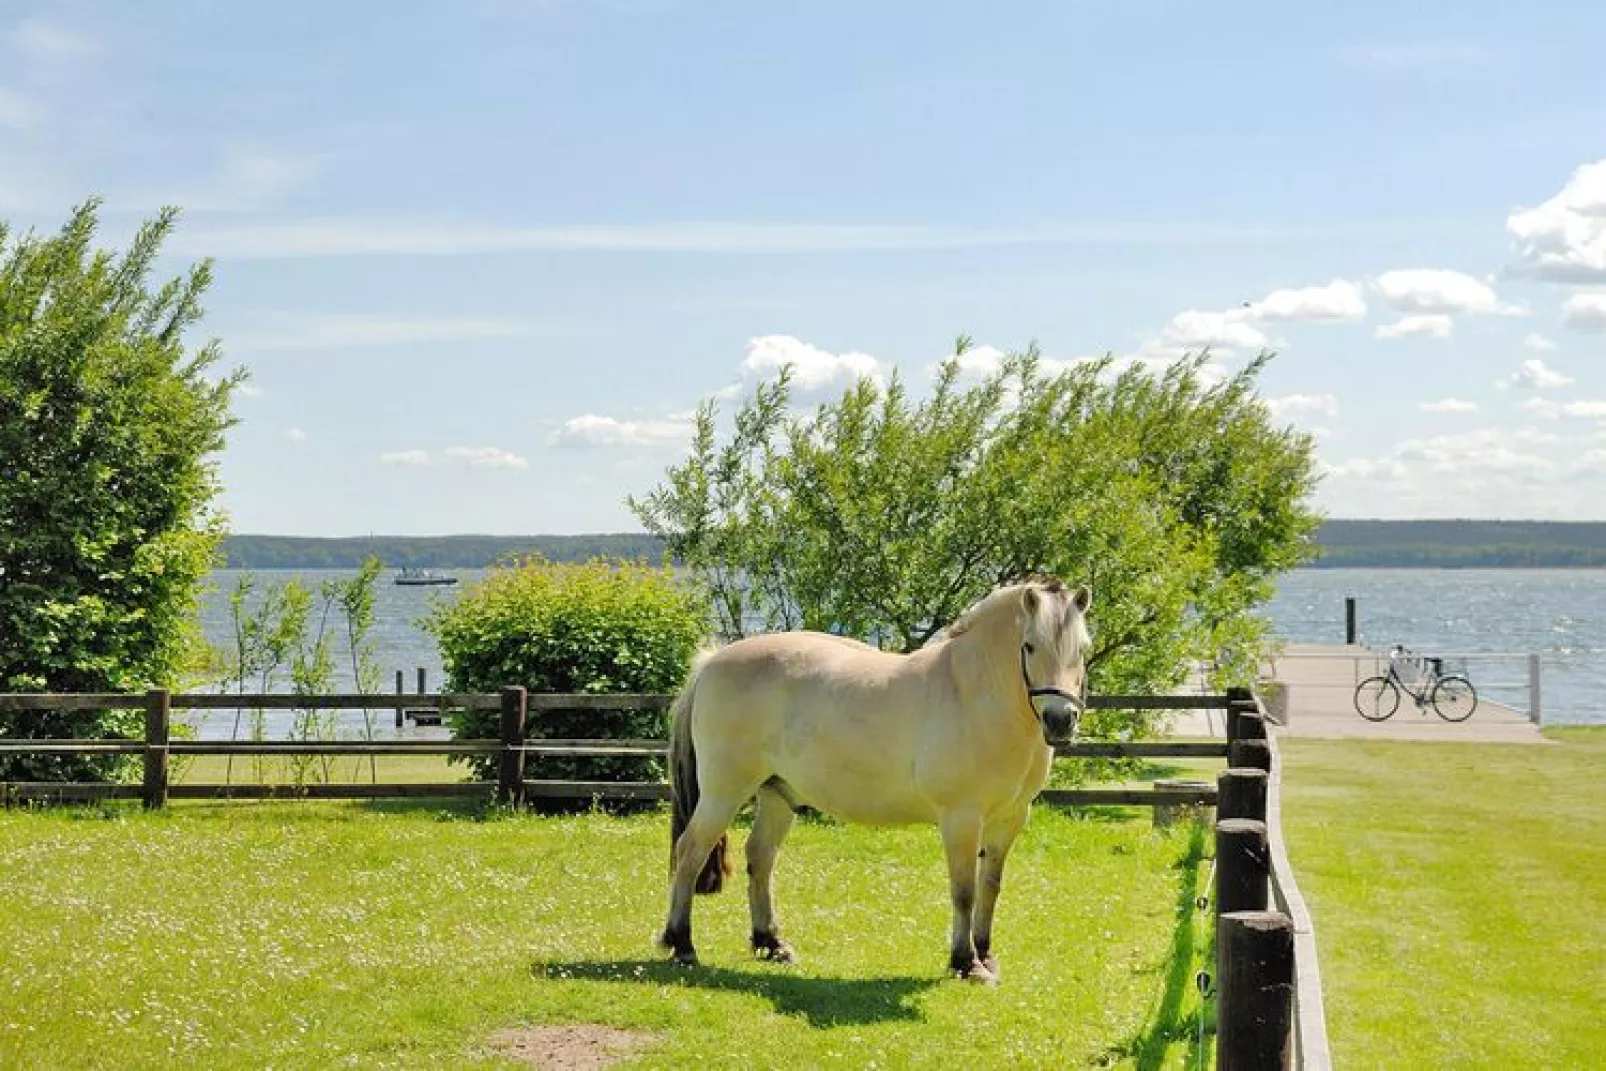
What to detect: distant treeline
<box><xmin>222</xmin><ymin>521</ymin><xmax>1606</xmax><ymax>570</ymax></box>
<box><xmin>221</xmin><ymin>534</ymin><xmax>667</xmax><ymax>569</ymax></box>
<box><xmin>1313</xmin><ymin>520</ymin><xmax>1606</xmax><ymax>568</ymax></box>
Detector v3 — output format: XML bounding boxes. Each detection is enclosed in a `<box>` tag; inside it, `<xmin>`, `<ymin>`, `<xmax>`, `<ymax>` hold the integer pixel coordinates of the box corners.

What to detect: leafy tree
<box><xmin>424</xmin><ymin>557</ymin><xmax>711</xmax><ymax>794</ymax></box>
<box><xmin>0</xmin><ymin>201</ymin><xmax>243</xmax><ymax>780</ymax></box>
<box><xmin>630</xmin><ymin>343</ymin><xmax>1320</xmax><ymax>735</ymax></box>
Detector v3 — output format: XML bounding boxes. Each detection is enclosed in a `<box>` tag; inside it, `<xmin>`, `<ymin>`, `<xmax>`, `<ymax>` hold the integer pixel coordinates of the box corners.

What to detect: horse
<box><xmin>658</xmin><ymin>576</ymin><xmax>1092</xmax><ymax>984</ymax></box>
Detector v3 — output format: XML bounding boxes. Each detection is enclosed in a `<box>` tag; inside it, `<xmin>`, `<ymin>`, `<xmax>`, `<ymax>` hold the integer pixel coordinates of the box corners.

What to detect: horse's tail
<box><xmin>669</xmin><ymin>649</ymin><xmax>731</xmax><ymax>895</ymax></box>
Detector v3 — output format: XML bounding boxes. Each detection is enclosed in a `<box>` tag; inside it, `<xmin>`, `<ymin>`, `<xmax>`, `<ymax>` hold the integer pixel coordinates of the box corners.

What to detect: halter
<box><xmin>1019</xmin><ymin>643</ymin><xmax>1085</xmax><ymax>721</ymax></box>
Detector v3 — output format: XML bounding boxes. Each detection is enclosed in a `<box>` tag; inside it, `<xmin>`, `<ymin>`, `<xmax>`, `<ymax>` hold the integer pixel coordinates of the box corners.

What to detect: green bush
<box><xmin>423</xmin><ymin>557</ymin><xmax>710</xmax><ymax>788</ymax></box>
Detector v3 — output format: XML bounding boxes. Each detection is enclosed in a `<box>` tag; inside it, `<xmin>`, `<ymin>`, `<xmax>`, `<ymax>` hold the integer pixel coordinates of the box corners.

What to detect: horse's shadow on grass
<box><xmin>531</xmin><ymin>959</ymin><xmax>939</xmax><ymax>1028</ymax></box>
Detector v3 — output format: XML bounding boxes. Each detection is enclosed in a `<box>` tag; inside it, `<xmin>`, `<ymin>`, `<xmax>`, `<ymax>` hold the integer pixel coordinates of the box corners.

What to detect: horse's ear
<box><xmin>1072</xmin><ymin>585</ymin><xmax>1092</xmax><ymax>613</ymax></box>
<box><xmin>1022</xmin><ymin>586</ymin><xmax>1041</xmax><ymax>615</ymax></box>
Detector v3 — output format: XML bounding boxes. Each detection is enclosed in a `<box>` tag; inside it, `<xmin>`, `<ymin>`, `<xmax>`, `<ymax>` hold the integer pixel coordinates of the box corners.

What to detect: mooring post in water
<box><xmin>1345</xmin><ymin>596</ymin><xmax>1357</xmax><ymax>645</ymax></box>
<box><xmin>1529</xmin><ymin>653</ymin><xmax>1543</xmax><ymax>726</ymax></box>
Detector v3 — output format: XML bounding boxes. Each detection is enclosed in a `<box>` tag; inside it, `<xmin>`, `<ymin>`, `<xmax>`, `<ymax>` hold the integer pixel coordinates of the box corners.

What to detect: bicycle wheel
<box><xmin>1354</xmin><ymin>676</ymin><xmax>1400</xmax><ymax>721</ymax></box>
<box><xmin>1431</xmin><ymin>676</ymin><xmax>1478</xmax><ymax>722</ymax></box>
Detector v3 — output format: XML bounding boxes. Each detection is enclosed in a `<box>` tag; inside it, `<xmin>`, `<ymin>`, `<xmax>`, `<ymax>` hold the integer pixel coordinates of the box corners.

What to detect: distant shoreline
<box><xmin>222</xmin><ymin>519</ymin><xmax>1606</xmax><ymax>570</ymax></box>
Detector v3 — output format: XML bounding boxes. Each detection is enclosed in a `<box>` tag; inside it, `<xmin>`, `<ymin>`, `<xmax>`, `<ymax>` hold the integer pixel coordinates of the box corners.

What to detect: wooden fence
<box><xmin>1212</xmin><ymin>688</ymin><xmax>1332</xmax><ymax>1071</ymax></box>
<box><xmin>0</xmin><ymin>688</ymin><xmax>1229</xmax><ymax>808</ymax></box>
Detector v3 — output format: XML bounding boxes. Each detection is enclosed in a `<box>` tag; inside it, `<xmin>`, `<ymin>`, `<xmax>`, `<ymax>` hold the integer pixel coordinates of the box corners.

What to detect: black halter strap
<box><xmin>1020</xmin><ymin>643</ymin><xmax>1084</xmax><ymax>715</ymax></box>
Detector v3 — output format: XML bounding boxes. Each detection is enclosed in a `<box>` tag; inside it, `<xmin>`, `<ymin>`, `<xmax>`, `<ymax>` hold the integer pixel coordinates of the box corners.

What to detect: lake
<box><xmin>194</xmin><ymin>567</ymin><xmax>1606</xmax><ymax>734</ymax></box>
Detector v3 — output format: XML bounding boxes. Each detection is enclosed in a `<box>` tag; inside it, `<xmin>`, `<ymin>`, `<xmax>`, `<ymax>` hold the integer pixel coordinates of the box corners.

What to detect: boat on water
<box><xmin>394</xmin><ymin>567</ymin><xmax>459</xmax><ymax>587</ymax></box>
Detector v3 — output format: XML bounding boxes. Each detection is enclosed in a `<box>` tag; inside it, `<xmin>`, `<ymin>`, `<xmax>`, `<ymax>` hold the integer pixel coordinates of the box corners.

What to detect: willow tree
<box><xmin>629</xmin><ymin>343</ymin><xmax>1319</xmax><ymax>733</ymax></box>
<box><xmin>0</xmin><ymin>201</ymin><xmax>244</xmax><ymax>779</ymax></box>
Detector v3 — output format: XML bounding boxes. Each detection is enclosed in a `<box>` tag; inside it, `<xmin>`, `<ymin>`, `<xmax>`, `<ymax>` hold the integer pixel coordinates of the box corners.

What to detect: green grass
<box><xmin>0</xmin><ymin>799</ymin><xmax>1218</xmax><ymax>1069</ymax></box>
<box><xmin>1281</xmin><ymin>728</ymin><xmax>1606</xmax><ymax>1069</ymax></box>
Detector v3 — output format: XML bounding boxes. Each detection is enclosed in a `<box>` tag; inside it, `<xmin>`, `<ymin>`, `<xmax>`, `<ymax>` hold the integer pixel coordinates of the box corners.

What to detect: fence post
<box><xmin>497</xmin><ymin>686</ymin><xmax>527</xmax><ymax>807</ymax></box>
<box><xmin>1344</xmin><ymin>597</ymin><xmax>1357</xmax><ymax>645</ymax></box>
<box><xmin>1217</xmin><ymin>910</ymin><xmax>1295</xmax><ymax>1070</ymax></box>
<box><xmin>1528</xmin><ymin>653</ymin><xmax>1542</xmax><ymax>726</ymax></box>
<box><xmin>1236</xmin><ymin>710</ymin><xmax>1268</xmax><ymax>742</ymax></box>
<box><xmin>1229</xmin><ymin>738</ymin><xmax>1272</xmax><ymax>773</ymax></box>
<box><xmin>417</xmin><ymin>666</ymin><xmax>427</xmax><ymax>696</ymax></box>
<box><xmin>143</xmin><ymin>688</ymin><xmax>170</xmax><ymax>810</ymax></box>
<box><xmin>395</xmin><ymin>670</ymin><xmax>405</xmax><ymax>729</ymax></box>
<box><xmin>1218</xmin><ymin>768</ymin><xmax>1268</xmax><ymax>823</ymax></box>
<box><xmin>1225</xmin><ymin>686</ymin><xmax>1252</xmax><ymax>742</ymax></box>
<box><xmin>1216</xmin><ymin>818</ymin><xmax>1270</xmax><ymax>915</ymax></box>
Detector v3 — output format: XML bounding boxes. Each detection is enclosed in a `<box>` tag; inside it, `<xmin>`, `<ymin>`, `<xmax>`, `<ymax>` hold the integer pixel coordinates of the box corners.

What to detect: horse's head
<box><xmin>1016</xmin><ymin>578</ymin><xmax>1093</xmax><ymax>746</ymax></box>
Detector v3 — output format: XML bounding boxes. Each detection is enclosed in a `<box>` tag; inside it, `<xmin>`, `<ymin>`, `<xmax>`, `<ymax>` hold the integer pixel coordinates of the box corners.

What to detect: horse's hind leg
<box><xmin>746</xmin><ymin>784</ymin><xmax>798</xmax><ymax>963</ymax></box>
<box><xmin>661</xmin><ymin>789</ymin><xmax>749</xmax><ymax>967</ymax></box>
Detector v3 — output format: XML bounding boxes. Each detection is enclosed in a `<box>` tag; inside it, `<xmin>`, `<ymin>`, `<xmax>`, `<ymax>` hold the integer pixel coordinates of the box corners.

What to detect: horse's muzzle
<box><xmin>1041</xmin><ymin>709</ymin><xmax>1079</xmax><ymax>746</ymax></box>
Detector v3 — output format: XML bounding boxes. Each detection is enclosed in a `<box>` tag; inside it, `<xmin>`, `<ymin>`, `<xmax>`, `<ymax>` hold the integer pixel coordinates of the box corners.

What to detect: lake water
<box><xmin>194</xmin><ymin>567</ymin><xmax>1606</xmax><ymax>734</ymax></box>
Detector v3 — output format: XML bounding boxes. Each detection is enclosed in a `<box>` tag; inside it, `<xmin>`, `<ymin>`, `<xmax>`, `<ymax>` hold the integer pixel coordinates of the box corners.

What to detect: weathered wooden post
<box><xmin>417</xmin><ymin>666</ymin><xmax>427</xmax><ymax>696</ymax></box>
<box><xmin>497</xmin><ymin>686</ymin><xmax>527</xmax><ymax>807</ymax></box>
<box><xmin>1225</xmin><ymin>686</ymin><xmax>1252</xmax><ymax>743</ymax></box>
<box><xmin>1216</xmin><ymin>818</ymin><xmax>1270</xmax><ymax>915</ymax></box>
<box><xmin>1345</xmin><ymin>597</ymin><xmax>1357</xmax><ymax>645</ymax></box>
<box><xmin>395</xmin><ymin>670</ymin><xmax>405</xmax><ymax>728</ymax></box>
<box><xmin>1217</xmin><ymin>768</ymin><xmax>1268</xmax><ymax>823</ymax></box>
<box><xmin>1230</xmin><ymin>738</ymin><xmax>1272</xmax><ymax>773</ymax></box>
<box><xmin>1217</xmin><ymin>910</ymin><xmax>1295</xmax><ymax>1070</ymax></box>
<box><xmin>143</xmin><ymin>688</ymin><xmax>170</xmax><ymax>810</ymax></box>
<box><xmin>1236</xmin><ymin>710</ymin><xmax>1268</xmax><ymax>742</ymax></box>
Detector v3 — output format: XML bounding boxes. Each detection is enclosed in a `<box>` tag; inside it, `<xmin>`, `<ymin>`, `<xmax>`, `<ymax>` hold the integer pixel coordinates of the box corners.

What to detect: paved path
<box><xmin>1262</xmin><ymin>643</ymin><xmax>1545</xmax><ymax>743</ymax></box>
<box><xmin>1164</xmin><ymin>644</ymin><xmax>1546</xmax><ymax>743</ymax></box>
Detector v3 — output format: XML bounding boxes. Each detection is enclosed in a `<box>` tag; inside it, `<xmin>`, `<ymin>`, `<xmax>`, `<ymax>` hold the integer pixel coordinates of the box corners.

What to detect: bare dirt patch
<box><xmin>487</xmin><ymin>1025</ymin><xmax>659</xmax><ymax>1069</ymax></box>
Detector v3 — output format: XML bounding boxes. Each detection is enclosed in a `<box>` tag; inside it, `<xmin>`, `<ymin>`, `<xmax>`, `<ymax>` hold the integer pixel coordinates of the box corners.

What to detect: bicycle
<box><xmin>1353</xmin><ymin>646</ymin><xmax>1479</xmax><ymax>722</ymax></box>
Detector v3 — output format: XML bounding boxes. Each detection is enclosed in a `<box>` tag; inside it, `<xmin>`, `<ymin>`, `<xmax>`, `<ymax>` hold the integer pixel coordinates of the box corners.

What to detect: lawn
<box><xmin>1281</xmin><ymin>728</ymin><xmax>1606</xmax><ymax>1069</ymax></box>
<box><xmin>0</xmin><ymin>797</ymin><xmax>1216</xmax><ymax>1069</ymax></box>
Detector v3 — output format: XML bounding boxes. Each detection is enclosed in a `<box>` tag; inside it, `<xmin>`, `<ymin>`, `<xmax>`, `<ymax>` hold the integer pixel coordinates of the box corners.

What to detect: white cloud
<box><xmin>1522</xmin><ymin>332</ymin><xmax>1558</xmax><ymax>351</ymax></box>
<box><xmin>1151</xmin><ymin>308</ymin><xmax>1269</xmax><ymax>355</ymax></box>
<box><xmin>1522</xmin><ymin>398</ymin><xmax>1606</xmax><ymax>420</ymax></box>
<box><xmin>380</xmin><ymin>450</ymin><xmax>430</xmax><ymax>467</ymax></box>
<box><xmin>226</xmin><ymin>314</ymin><xmax>540</xmax><ymax>352</ymax></box>
<box><xmin>1265</xmin><ymin>393</ymin><xmax>1339</xmax><ymax>418</ymax></box>
<box><xmin>1419</xmin><ymin>398</ymin><xmax>1478</xmax><ymax>413</ymax></box>
<box><xmin>443</xmin><ymin>446</ymin><xmax>528</xmax><ymax>469</ymax></box>
<box><xmin>284</xmin><ymin>427</ymin><xmax>307</xmax><ymax>443</ymax></box>
<box><xmin>1375</xmin><ymin>314</ymin><xmax>1454</xmax><ymax>339</ymax></box>
<box><xmin>10</xmin><ymin>18</ymin><xmax>96</xmax><ymax>63</ymax></box>
<box><xmin>550</xmin><ymin>414</ymin><xmax>696</xmax><ymax>448</ymax></box>
<box><xmin>1503</xmin><ymin>358</ymin><xmax>1575</xmax><ymax>390</ymax></box>
<box><xmin>1507</xmin><ymin>160</ymin><xmax>1606</xmax><ymax>283</ymax></box>
<box><xmin>1245</xmin><ymin>280</ymin><xmax>1366</xmax><ymax>322</ymax></box>
<box><xmin>0</xmin><ymin>87</ymin><xmax>40</xmax><ymax>130</ymax></box>
<box><xmin>1373</xmin><ymin>269</ymin><xmax>1519</xmax><ymax>316</ymax></box>
<box><xmin>732</xmin><ymin>334</ymin><xmax>888</xmax><ymax>400</ymax></box>
<box><xmin>1561</xmin><ymin>292</ymin><xmax>1606</xmax><ymax>332</ymax></box>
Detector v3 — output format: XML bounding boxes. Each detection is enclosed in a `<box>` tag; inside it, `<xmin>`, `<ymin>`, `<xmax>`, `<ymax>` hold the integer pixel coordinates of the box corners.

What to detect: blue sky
<box><xmin>3</xmin><ymin>1</ymin><xmax>1604</xmax><ymax>534</ymax></box>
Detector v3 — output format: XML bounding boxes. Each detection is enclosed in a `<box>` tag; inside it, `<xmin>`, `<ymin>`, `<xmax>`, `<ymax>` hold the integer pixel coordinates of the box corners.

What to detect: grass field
<box><xmin>1281</xmin><ymin>727</ymin><xmax>1606</xmax><ymax>1069</ymax></box>
<box><xmin>0</xmin><ymin>796</ymin><xmax>1217</xmax><ymax>1069</ymax></box>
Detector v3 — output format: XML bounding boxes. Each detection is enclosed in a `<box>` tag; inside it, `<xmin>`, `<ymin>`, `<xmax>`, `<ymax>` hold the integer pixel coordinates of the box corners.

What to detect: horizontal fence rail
<box><xmin>1</xmin><ymin>688</ymin><xmax>1235</xmax><ymax>809</ymax></box>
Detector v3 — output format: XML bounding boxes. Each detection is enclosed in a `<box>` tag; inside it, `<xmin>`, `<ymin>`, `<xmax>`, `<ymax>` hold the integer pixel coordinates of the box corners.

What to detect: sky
<box><xmin>2</xmin><ymin>1</ymin><xmax>1604</xmax><ymax>535</ymax></box>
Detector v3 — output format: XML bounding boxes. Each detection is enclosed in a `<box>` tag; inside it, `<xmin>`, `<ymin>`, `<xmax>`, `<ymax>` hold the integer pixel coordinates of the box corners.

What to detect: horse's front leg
<box><xmin>938</xmin><ymin>807</ymin><xmax>993</xmax><ymax>984</ymax></box>
<box><xmin>972</xmin><ymin>806</ymin><xmax>1029</xmax><ymax>980</ymax></box>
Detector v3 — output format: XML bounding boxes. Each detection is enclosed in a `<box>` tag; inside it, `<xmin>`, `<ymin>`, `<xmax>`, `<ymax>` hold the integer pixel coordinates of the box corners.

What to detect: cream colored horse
<box><xmin>659</xmin><ymin>576</ymin><xmax>1091</xmax><ymax>984</ymax></box>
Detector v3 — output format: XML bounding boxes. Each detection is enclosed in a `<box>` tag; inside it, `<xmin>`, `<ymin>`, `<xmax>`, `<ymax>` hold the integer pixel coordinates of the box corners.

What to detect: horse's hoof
<box><xmin>980</xmin><ymin>955</ymin><xmax>999</xmax><ymax>979</ymax></box>
<box><xmin>755</xmin><ymin>941</ymin><xmax>797</xmax><ymax>965</ymax></box>
<box><xmin>672</xmin><ymin>949</ymin><xmax>700</xmax><ymax>968</ymax></box>
<box><xmin>952</xmin><ymin>961</ymin><xmax>998</xmax><ymax>985</ymax></box>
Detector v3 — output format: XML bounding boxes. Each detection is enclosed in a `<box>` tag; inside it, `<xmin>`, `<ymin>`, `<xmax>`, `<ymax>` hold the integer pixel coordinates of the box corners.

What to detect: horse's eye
<box><xmin>1023</xmin><ymin>643</ymin><xmax>1035</xmax><ymax>655</ymax></box>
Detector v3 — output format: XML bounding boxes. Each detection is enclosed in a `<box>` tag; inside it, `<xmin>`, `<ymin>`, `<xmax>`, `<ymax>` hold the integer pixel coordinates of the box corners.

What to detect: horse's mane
<box><xmin>943</xmin><ymin>574</ymin><xmax>1068</xmax><ymax>640</ymax></box>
